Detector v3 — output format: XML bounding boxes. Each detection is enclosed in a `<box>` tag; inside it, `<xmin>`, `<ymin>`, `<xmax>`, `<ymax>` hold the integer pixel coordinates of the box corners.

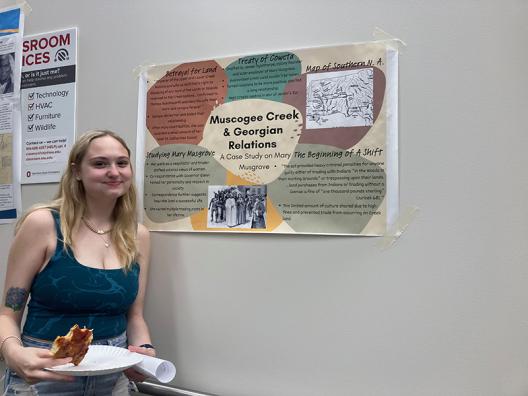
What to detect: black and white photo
<box><xmin>0</xmin><ymin>52</ymin><xmax>14</xmax><ymax>95</ymax></box>
<box><xmin>207</xmin><ymin>185</ymin><xmax>267</xmax><ymax>230</ymax></box>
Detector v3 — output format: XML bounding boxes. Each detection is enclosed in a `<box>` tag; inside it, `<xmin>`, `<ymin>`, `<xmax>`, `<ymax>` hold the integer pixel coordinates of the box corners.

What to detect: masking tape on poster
<box><xmin>379</xmin><ymin>206</ymin><xmax>419</xmax><ymax>250</ymax></box>
<box><xmin>133</xmin><ymin>62</ymin><xmax>156</xmax><ymax>79</ymax></box>
<box><xmin>16</xmin><ymin>0</ymin><xmax>31</xmax><ymax>16</ymax></box>
<box><xmin>372</xmin><ymin>27</ymin><xmax>407</xmax><ymax>52</ymax></box>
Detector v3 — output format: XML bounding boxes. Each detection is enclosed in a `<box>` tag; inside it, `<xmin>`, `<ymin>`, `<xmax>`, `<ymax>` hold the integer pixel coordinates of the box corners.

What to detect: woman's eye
<box><xmin>93</xmin><ymin>161</ymin><xmax>107</xmax><ymax>168</ymax></box>
<box><xmin>117</xmin><ymin>160</ymin><xmax>129</xmax><ymax>167</ymax></box>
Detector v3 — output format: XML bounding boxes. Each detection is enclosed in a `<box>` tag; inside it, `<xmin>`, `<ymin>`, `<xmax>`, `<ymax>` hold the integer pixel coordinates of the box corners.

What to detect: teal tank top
<box><xmin>23</xmin><ymin>210</ymin><xmax>140</xmax><ymax>341</ymax></box>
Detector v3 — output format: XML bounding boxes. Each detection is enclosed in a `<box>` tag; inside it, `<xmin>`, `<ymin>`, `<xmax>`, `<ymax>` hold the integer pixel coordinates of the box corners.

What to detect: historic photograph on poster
<box><xmin>207</xmin><ymin>185</ymin><xmax>267</xmax><ymax>230</ymax></box>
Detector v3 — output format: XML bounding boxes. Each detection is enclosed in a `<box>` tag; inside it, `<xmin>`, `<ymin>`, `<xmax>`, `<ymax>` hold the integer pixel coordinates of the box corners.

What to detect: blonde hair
<box><xmin>16</xmin><ymin>130</ymin><xmax>138</xmax><ymax>269</ymax></box>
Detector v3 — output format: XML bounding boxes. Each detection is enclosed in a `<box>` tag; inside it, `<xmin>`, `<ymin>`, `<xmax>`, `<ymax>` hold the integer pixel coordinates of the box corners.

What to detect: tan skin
<box><xmin>0</xmin><ymin>136</ymin><xmax>154</xmax><ymax>384</ymax></box>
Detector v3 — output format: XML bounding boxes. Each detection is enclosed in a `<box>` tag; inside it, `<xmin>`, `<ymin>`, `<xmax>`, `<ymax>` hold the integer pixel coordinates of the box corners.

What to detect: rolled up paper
<box><xmin>131</xmin><ymin>354</ymin><xmax>176</xmax><ymax>383</ymax></box>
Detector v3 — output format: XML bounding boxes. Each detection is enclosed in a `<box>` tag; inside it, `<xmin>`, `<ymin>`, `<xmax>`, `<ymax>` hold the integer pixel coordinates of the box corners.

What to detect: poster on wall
<box><xmin>20</xmin><ymin>27</ymin><xmax>77</xmax><ymax>184</ymax></box>
<box><xmin>137</xmin><ymin>40</ymin><xmax>399</xmax><ymax>235</ymax></box>
<box><xmin>0</xmin><ymin>5</ymin><xmax>24</xmax><ymax>223</ymax></box>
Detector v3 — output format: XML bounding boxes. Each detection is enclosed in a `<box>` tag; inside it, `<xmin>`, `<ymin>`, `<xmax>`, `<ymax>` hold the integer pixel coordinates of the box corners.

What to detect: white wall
<box><xmin>1</xmin><ymin>1</ymin><xmax>528</xmax><ymax>395</ymax></box>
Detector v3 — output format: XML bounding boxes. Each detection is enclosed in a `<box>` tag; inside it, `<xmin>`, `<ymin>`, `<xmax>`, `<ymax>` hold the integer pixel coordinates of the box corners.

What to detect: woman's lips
<box><xmin>105</xmin><ymin>181</ymin><xmax>122</xmax><ymax>187</ymax></box>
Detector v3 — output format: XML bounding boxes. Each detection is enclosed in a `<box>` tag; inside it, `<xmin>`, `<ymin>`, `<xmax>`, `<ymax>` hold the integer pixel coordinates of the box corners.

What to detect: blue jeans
<box><xmin>3</xmin><ymin>332</ymin><xmax>135</xmax><ymax>395</ymax></box>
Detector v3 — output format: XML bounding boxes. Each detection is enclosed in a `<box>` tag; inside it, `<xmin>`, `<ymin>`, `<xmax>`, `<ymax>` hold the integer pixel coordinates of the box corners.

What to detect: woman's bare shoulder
<box><xmin>18</xmin><ymin>208</ymin><xmax>55</xmax><ymax>234</ymax></box>
<box><xmin>136</xmin><ymin>223</ymin><xmax>150</xmax><ymax>266</ymax></box>
<box><xmin>9</xmin><ymin>209</ymin><xmax>56</xmax><ymax>274</ymax></box>
<box><xmin>137</xmin><ymin>223</ymin><xmax>150</xmax><ymax>240</ymax></box>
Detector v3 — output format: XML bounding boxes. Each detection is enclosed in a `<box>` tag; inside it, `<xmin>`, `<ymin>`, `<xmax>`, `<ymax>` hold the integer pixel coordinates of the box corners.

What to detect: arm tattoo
<box><xmin>5</xmin><ymin>287</ymin><xmax>29</xmax><ymax>311</ymax></box>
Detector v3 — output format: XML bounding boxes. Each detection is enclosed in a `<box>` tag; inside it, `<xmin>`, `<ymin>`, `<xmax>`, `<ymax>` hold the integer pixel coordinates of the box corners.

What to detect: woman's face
<box><xmin>76</xmin><ymin>135</ymin><xmax>132</xmax><ymax>202</ymax></box>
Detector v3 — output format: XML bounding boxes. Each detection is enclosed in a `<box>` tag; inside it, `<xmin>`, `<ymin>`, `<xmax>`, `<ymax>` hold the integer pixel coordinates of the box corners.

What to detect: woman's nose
<box><xmin>107</xmin><ymin>163</ymin><xmax>119</xmax><ymax>176</ymax></box>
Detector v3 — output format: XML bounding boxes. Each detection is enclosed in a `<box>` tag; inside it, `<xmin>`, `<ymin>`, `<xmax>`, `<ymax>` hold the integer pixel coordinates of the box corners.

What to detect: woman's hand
<box><xmin>124</xmin><ymin>345</ymin><xmax>156</xmax><ymax>383</ymax></box>
<box><xmin>4</xmin><ymin>343</ymin><xmax>75</xmax><ymax>384</ymax></box>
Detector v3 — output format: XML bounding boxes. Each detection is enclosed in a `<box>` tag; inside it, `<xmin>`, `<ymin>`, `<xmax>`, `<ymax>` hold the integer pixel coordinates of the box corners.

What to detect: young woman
<box><xmin>0</xmin><ymin>130</ymin><xmax>155</xmax><ymax>395</ymax></box>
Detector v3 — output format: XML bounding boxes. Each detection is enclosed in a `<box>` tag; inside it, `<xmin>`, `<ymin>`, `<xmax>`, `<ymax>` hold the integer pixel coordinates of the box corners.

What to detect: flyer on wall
<box><xmin>137</xmin><ymin>40</ymin><xmax>400</xmax><ymax>235</ymax></box>
<box><xmin>0</xmin><ymin>5</ymin><xmax>24</xmax><ymax>223</ymax></box>
<box><xmin>21</xmin><ymin>27</ymin><xmax>77</xmax><ymax>184</ymax></box>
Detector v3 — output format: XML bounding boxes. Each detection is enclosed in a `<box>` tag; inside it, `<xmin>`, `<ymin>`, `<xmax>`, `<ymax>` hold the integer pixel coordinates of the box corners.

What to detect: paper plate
<box><xmin>46</xmin><ymin>345</ymin><xmax>143</xmax><ymax>376</ymax></box>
